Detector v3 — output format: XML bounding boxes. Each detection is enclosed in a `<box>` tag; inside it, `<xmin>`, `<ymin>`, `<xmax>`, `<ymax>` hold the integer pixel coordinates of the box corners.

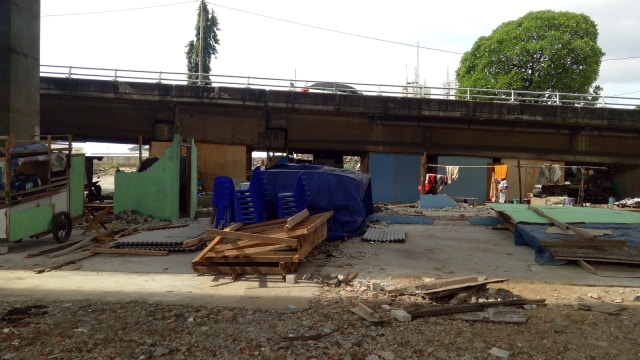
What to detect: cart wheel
<box><xmin>52</xmin><ymin>211</ymin><xmax>72</xmax><ymax>243</ymax></box>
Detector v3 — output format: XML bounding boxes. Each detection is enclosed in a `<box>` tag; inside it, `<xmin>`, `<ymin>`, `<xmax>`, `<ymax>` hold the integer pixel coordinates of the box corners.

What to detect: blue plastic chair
<box><xmin>213</xmin><ymin>176</ymin><xmax>235</xmax><ymax>229</ymax></box>
<box><xmin>277</xmin><ymin>173</ymin><xmax>310</xmax><ymax>218</ymax></box>
<box><xmin>234</xmin><ymin>166</ymin><xmax>268</xmax><ymax>224</ymax></box>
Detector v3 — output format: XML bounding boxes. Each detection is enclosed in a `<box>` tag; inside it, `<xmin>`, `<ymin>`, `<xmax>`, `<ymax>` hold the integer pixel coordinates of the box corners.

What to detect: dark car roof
<box><xmin>306</xmin><ymin>82</ymin><xmax>361</xmax><ymax>94</ymax></box>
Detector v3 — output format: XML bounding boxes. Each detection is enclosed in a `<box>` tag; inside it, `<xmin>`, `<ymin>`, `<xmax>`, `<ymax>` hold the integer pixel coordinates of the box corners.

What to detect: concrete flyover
<box><xmin>40</xmin><ymin>76</ymin><xmax>640</xmax><ymax>164</ymax></box>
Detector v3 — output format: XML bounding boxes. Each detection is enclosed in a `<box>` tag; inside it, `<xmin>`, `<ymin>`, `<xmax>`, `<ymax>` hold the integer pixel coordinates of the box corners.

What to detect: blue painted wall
<box><xmin>436</xmin><ymin>156</ymin><xmax>492</xmax><ymax>204</ymax></box>
<box><xmin>369</xmin><ymin>153</ymin><xmax>421</xmax><ymax>203</ymax></box>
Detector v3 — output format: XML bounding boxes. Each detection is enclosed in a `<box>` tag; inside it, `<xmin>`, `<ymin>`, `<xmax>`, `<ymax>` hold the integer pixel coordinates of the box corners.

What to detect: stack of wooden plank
<box><xmin>190</xmin><ymin>210</ymin><xmax>333</xmax><ymax>280</ymax></box>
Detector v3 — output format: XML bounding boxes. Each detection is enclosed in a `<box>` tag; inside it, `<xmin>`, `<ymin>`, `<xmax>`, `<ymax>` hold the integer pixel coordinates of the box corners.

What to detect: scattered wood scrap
<box><xmin>577</xmin><ymin>302</ymin><xmax>625</xmax><ymax>314</ymax></box>
<box><xmin>350</xmin><ymin>303</ymin><xmax>383</xmax><ymax>323</ymax></box>
<box><xmin>452</xmin><ymin>307</ymin><xmax>528</xmax><ymax>323</ymax></box>
<box><xmin>407</xmin><ymin>298</ymin><xmax>547</xmax><ymax>319</ymax></box>
<box><xmin>190</xmin><ymin>210</ymin><xmax>334</xmax><ymax>280</ymax></box>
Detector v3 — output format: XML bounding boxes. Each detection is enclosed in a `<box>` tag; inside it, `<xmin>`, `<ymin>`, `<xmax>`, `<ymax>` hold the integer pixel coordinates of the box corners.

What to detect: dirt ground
<box><xmin>1</xmin><ymin>178</ymin><xmax>639</xmax><ymax>359</ymax></box>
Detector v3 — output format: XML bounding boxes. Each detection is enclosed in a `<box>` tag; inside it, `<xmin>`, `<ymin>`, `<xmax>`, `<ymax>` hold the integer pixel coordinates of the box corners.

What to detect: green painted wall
<box><xmin>114</xmin><ymin>136</ymin><xmax>180</xmax><ymax>220</ymax></box>
<box><xmin>69</xmin><ymin>154</ymin><xmax>85</xmax><ymax>218</ymax></box>
<box><xmin>9</xmin><ymin>205</ymin><xmax>53</xmax><ymax>242</ymax></box>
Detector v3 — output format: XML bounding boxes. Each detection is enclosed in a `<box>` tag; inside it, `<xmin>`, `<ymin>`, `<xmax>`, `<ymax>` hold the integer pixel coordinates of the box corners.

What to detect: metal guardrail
<box><xmin>40</xmin><ymin>65</ymin><xmax>640</xmax><ymax>109</ymax></box>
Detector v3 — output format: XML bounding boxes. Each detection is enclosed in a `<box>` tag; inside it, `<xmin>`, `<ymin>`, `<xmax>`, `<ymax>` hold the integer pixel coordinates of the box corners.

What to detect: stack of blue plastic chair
<box><xmin>277</xmin><ymin>173</ymin><xmax>310</xmax><ymax>218</ymax></box>
<box><xmin>234</xmin><ymin>166</ymin><xmax>268</xmax><ymax>224</ymax></box>
<box><xmin>213</xmin><ymin>176</ymin><xmax>235</xmax><ymax>229</ymax></box>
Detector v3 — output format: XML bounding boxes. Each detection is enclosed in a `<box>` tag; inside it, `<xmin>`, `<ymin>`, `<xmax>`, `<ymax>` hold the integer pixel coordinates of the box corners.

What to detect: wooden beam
<box><xmin>285</xmin><ymin>209</ymin><xmax>310</xmax><ymax>231</ymax></box>
<box><xmin>212</xmin><ymin>244</ymin><xmax>291</xmax><ymax>257</ymax></box>
<box><xmin>205</xmin><ymin>229</ymin><xmax>300</xmax><ymax>247</ymax></box>
<box><xmin>90</xmin><ymin>248</ymin><xmax>169</xmax><ymax>256</ymax></box>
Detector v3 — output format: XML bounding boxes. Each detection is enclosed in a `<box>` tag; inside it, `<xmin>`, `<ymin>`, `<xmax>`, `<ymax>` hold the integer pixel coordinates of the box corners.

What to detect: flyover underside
<box><xmin>273</xmin><ymin>111</ymin><xmax>640</xmax><ymax>164</ymax></box>
<box><xmin>39</xmin><ymin>78</ymin><xmax>640</xmax><ymax>164</ymax></box>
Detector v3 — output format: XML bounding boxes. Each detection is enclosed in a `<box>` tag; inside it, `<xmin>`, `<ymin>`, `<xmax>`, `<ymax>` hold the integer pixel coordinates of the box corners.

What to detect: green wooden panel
<box><xmin>69</xmin><ymin>154</ymin><xmax>85</xmax><ymax>218</ymax></box>
<box><xmin>9</xmin><ymin>205</ymin><xmax>53</xmax><ymax>242</ymax></box>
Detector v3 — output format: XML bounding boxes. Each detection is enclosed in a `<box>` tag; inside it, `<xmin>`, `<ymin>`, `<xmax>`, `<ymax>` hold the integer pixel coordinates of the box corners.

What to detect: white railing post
<box><xmin>555</xmin><ymin>93</ymin><xmax>560</xmax><ymax>104</ymax></box>
<box><xmin>67</xmin><ymin>66</ymin><xmax>72</xmax><ymax>78</ymax></box>
<box><xmin>158</xmin><ymin>71</ymin><xmax>162</xmax><ymax>83</ymax></box>
<box><xmin>113</xmin><ymin>69</ymin><xmax>118</xmax><ymax>81</ymax></box>
<box><xmin>510</xmin><ymin>90</ymin><xmax>515</xmax><ymax>102</ymax></box>
<box><xmin>466</xmin><ymin>88</ymin><xmax>470</xmax><ymax>100</ymax></box>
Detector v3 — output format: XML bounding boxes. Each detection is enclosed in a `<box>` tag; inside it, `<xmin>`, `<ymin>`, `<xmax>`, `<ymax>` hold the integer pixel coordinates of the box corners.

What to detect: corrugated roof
<box><xmin>362</xmin><ymin>227</ymin><xmax>406</xmax><ymax>243</ymax></box>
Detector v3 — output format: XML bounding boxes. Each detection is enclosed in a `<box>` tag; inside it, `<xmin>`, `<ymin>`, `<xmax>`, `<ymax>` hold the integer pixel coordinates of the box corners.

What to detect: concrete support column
<box><xmin>0</xmin><ymin>0</ymin><xmax>40</xmax><ymax>143</ymax></box>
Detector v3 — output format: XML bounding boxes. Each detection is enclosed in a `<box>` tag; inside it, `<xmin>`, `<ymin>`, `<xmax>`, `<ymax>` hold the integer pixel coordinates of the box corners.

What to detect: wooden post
<box><xmin>517</xmin><ymin>159</ymin><xmax>523</xmax><ymax>204</ymax></box>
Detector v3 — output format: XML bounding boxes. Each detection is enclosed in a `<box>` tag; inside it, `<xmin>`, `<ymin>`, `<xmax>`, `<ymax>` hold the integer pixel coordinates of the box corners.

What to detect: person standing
<box><xmin>498</xmin><ymin>178</ymin><xmax>509</xmax><ymax>203</ymax></box>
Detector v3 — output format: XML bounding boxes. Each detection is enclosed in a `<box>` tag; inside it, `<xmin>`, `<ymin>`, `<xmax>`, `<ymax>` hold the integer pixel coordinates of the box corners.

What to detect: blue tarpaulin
<box><xmin>263</xmin><ymin>164</ymin><xmax>373</xmax><ymax>240</ymax></box>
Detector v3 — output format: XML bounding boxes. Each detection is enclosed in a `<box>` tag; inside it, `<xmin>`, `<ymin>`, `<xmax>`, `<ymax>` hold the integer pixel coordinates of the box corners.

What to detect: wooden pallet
<box><xmin>190</xmin><ymin>210</ymin><xmax>333</xmax><ymax>280</ymax></box>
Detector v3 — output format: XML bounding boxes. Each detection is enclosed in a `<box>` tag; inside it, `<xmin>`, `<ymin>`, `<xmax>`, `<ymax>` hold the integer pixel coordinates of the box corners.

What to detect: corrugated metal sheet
<box><xmin>362</xmin><ymin>227</ymin><xmax>406</xmax><ymax>243</ymax></box>
<box><xmin>115</xmin><ymin>218</ymin><xmax>211</xmax><ymax>251</ymax></box>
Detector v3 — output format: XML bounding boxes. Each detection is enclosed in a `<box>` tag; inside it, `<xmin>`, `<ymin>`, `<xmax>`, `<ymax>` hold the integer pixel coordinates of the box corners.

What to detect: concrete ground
<box><xmin>1</xmin><ymin>216</ymin><xmax>639</xmax><ymax>311</ymax></box>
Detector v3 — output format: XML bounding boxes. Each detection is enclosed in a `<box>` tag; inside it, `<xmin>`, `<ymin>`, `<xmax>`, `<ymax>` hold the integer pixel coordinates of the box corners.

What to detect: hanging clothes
<box><xmin>494</xmin><ymin>164</ymin><xmax>508</xmax><ymax>179</ymax></box>
<box><xmin>446</xmin><ymin>166</ymin><xmax>459</xmax><ymax>182</ymax></box>
<box><xmin>539</xmin><ymin>164</ymin><xmax>563</xmax><ymax>183</ymax></box>
<box><xmin>419</xmin><ymin>174</ymin><xmax>448</xmax><ymax>195</ymax></box>
<box><xmin>489</xmin><ymin>172</ymin><xmax>497</xmax><ymax>202</ymax></box>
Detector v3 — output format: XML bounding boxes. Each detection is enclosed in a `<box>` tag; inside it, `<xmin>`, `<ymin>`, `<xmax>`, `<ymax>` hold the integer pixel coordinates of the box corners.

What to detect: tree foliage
<box><xmin>455</xmin><ymin>10</ymin><xmax>605</xmax><ymax>98</ymax></box>
<box><xmin>186</xmin><ymin>2</ymin><xmax>220</xmax><ymax>85</ymax></box>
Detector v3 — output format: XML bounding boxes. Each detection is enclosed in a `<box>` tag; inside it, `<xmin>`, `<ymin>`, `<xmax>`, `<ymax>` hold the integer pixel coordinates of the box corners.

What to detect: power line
<box><xmin>602</xmin><ymin>56</ymin><xmax>640</xmax><ymax>62</ymax></box>
<box><xmin>612</xmin><ymin>90</ymin><xmax>640</xmax><ymax>97</ymax></box>
<box><xmin>208</xmin><ymin>2</ymin><xmax>463</xmax><ymax>55</ymax></box>
<box><xmin>41</xmin><ymin>1</ymin><xmax>197</xmax><ymax>17</ymax></box>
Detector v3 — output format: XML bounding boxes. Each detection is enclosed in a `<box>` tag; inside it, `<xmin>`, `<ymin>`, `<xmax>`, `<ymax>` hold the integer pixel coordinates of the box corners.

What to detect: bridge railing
<box><xmin>40</xmin><ymin>65</ymin><xmax>640</xmax><ymax>109</ymax></box>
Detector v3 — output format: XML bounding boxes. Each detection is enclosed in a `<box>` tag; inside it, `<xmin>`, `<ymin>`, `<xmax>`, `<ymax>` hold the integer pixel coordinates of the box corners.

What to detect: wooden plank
<box><xmin>213</xmin><ymin>244</ymin><xmax>292</xmax><ymax>257</ymax></box>
<box><xmin>386</xmin><ymin>275</ymin><xmax>481</xmax><ymax>295</ymax></box>
<box><xmin>191</xmin><ymin>223</ymin><xmax>243</xmax><ymax>264</ymax></box>
<box><xmin>285</xmin><ymin>209</ymin><xmax>310</xmax><ymax>231</ymax></box>
<box><xmin>205</xmin><ymin>229</ymin><xmax>300</xmax><ymax>247</ymax></box>
<box><xmin>296</xmin><ymin>225</ymin><xmax>328</xmax><ymax>260</ymax></box>
<box><xmin>540</xmin><ymin>238</ymin><xmax>627</xmax><ymax>247</ymax></box>
<box><xmin>528</xmin><ymin>206</ymin><xmax>598</xmax><ymax>240</ymax></box>
<box><xmin>408</xmin><ymin>298</ymin><xmax>547</xmax><ymax>319</ymax></box>
<box><xmin>212</xmin><ymin>240</ymin><xmax>270</xmax><ymax>252</ymax></box>
<box><xmin>202</xmin><ymin>252</ymin><xmax>297</xmax><ymax>262</ymax></box>
<box><xmin>285</xmin><ymin>211</ymin><xmax>333</xmax><ymax>237</ymax></box>
<box><xmin>192</xmin><ymin>264</ymin><xmax>297</xmax><ymax>276</ymax></box>
<box><xmin>90</xmin><ymin>248</ymin><xmax>169</xmax><ymax>256</ymax></box>
<box><xmin>421</xmin><ymin>278</ymin><xmax>508</xmax><ymax>296</ymax></box>
<box><xmin>577</xmin><ymin>259</ymin><xmax>597</xmax><ymax>274</ymax></box>
<box><xmin>552</xmin><ymin>255</ymin><xmax>640</xmax><ymax>264</ymax></box>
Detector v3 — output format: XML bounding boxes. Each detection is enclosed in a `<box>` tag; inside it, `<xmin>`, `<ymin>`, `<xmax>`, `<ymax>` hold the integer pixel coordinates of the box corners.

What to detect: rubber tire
<box><xmin>52</xmin><ymin>211</ymin><xmax>72</xmax><ymax>243</ymax></box>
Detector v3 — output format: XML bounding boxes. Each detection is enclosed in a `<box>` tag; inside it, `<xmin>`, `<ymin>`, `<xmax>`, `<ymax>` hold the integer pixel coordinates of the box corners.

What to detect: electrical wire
<box><xmin>41</xmin><ymin>1</ymin><xmax>197</xmax><ymax>17</ymax></box>
<box><xmin>208</xmin><ymin>2</ymin><xmax>463</xmax><ymax>55</ymax></box>
<box><xmin>42</xmin><ymin>1</ymin><xmax>462</xmax><ymax>55</ymax></box>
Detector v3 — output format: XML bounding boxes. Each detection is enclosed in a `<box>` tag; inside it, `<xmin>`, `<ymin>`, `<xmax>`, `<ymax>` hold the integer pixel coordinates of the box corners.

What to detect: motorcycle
<box><xmin>86</xmin><ymin>180</ymin><xmax>103</xmax><ymax>203</ymax></box>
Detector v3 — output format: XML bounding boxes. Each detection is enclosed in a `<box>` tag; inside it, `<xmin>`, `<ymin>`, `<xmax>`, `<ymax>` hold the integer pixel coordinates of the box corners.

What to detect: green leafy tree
<box><xmin>455</xmin><ymin>10</ymin><xmax>605</xmax><ymax>101</ymax></box>
<box><xmin>186</xmin><ymin>2</ymin><xmax>220</xmax><ymax>85</ymax></box>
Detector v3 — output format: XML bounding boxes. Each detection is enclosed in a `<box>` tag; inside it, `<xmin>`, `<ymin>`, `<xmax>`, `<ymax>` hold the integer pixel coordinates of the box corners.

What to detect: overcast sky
<box><xmin>41</xmin><ymin>0</ymin><xmax>639</xmax><ymax>101</ymax></box>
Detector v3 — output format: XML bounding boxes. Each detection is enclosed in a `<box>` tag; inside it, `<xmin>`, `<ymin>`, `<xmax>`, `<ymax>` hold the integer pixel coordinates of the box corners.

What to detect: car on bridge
<box><xmin>301</xmin><ymin>82</ymin><xmax>362</xmax><ymax>95</ymax></box>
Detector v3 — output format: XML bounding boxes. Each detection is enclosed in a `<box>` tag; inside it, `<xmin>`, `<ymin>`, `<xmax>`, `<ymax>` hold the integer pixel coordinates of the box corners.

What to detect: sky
<box><xmin>40</xmin><ymin>0</ymin><xmax>640</xmax><ymax>101</ymax></box>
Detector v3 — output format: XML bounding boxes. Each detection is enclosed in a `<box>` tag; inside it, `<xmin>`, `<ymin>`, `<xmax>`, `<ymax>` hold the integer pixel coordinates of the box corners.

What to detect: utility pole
<box><xmin>198</xmin><ymin>0</ymin><xmax>204</xmax><ymax>83</ymax></box>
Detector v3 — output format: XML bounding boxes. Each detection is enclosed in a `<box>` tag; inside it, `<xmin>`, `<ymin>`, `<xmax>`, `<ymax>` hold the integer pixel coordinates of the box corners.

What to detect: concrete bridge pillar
<box><xmin>0</xmin><ymin>0</ymin><xmax>40</xmax><ymax>143</ymax></box>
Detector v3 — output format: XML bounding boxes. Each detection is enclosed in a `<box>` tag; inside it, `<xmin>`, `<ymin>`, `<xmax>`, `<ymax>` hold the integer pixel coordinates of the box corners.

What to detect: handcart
<box><xmin>0</xmin><ymin>135</ymin><xmax>84</xmax><ymax>251</ymax></box>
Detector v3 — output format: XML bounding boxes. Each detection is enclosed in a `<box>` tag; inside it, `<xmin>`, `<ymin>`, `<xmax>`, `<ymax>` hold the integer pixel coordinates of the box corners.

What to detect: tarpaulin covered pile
<box><xmin>263</xmin><ymin>164</ymin><xmax>373</xmax><ymax>240</ymax></box>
